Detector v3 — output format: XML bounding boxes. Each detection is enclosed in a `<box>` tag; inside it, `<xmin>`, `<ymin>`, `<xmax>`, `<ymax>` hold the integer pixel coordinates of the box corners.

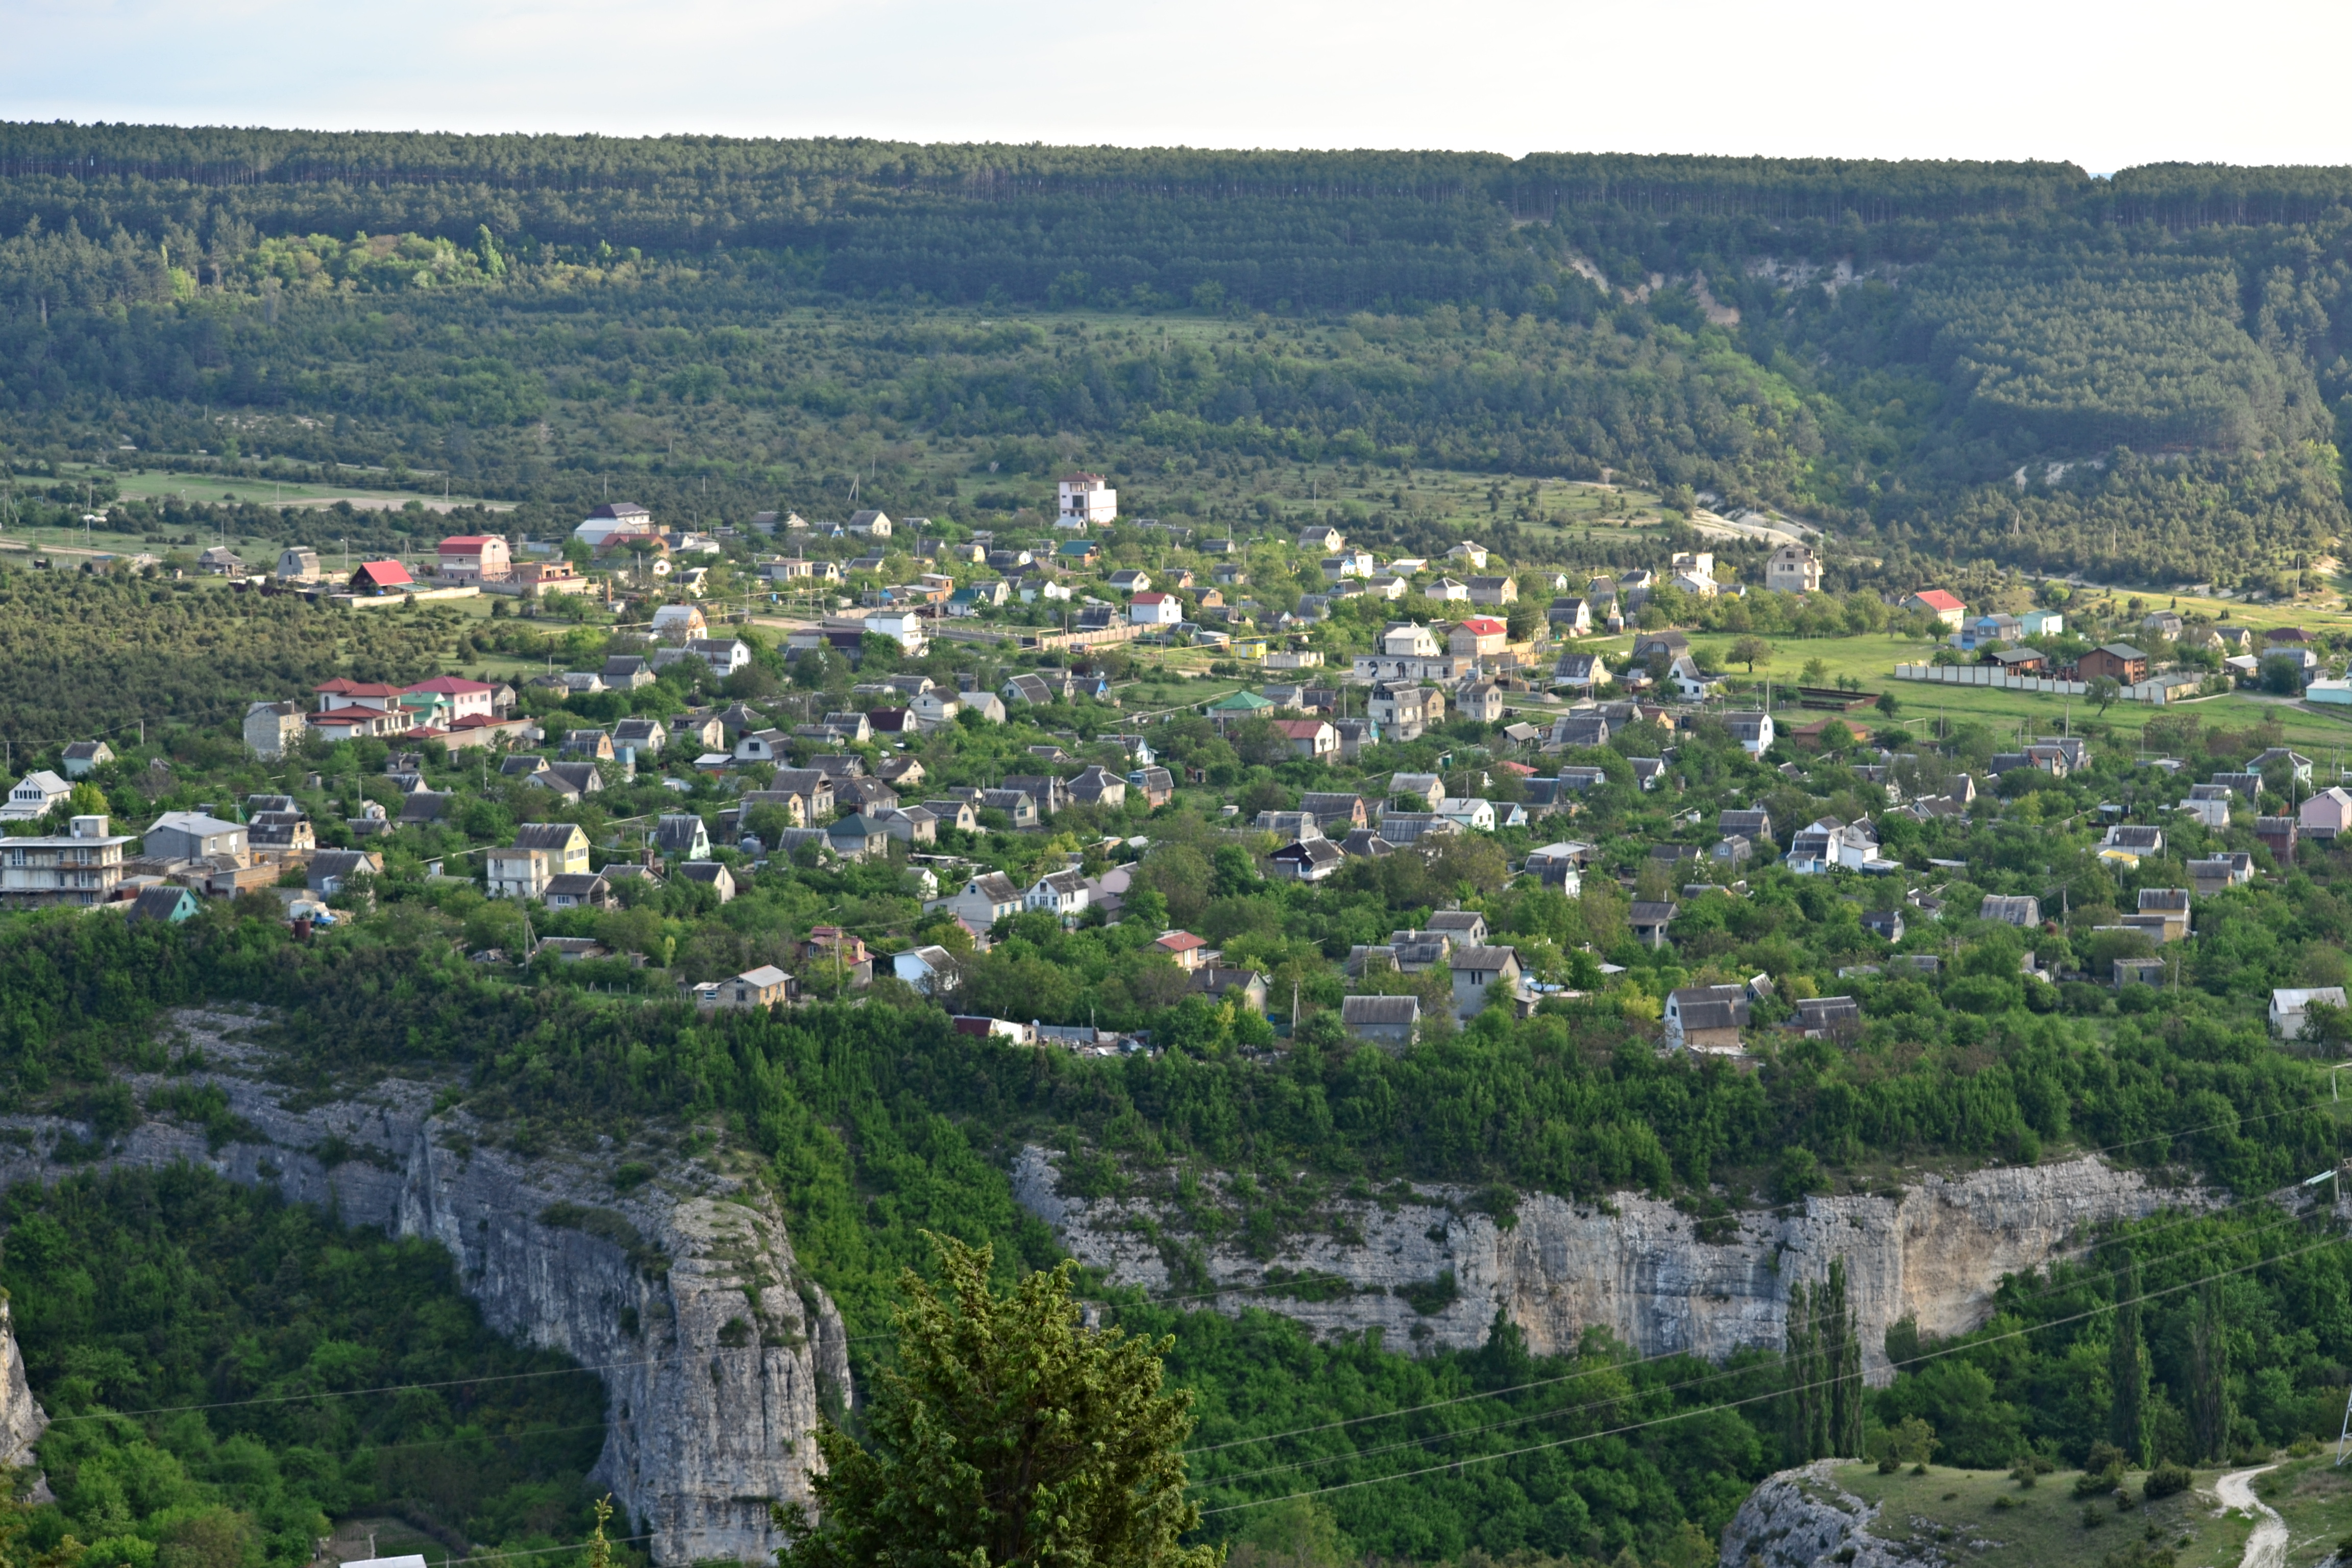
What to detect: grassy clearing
<box><xmin>1574</xmin><ymin>625</ymin><xmax>2352</xmax><ymax>757</ymax></box>
<box><xmin>1843</xmin><ymin>1463</ymin><xmax>2253</xmax><ymax>1568</ymax></box>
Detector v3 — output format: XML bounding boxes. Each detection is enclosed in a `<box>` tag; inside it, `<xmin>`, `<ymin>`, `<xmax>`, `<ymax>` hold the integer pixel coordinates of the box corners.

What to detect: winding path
<box><xmin>2215</xmin><ymin>1464</ymin><xmax>2286</xmax><ymax>1568</ymax></box>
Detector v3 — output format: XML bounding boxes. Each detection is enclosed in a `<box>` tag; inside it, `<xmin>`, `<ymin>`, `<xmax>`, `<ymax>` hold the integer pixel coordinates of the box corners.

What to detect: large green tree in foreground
<box><xmin>778</xmin><ymin>1236</ymin><xmax>1218</xmax><ymax>1568</ymax></box>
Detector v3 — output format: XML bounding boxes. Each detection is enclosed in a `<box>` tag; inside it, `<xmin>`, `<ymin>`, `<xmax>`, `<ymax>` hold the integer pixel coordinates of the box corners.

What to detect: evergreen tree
<box><xmin>777</xmin><ymin>1233</ymin><xmax>1217</xmax><ymax>1568</ymax></box>
<box><xmin>2188</xmin><ymin>1280</ymin><xmax>2234</xmax><ymax>1462</ymax></box>
<box><xmin>2107</xmin><ymin>1248</ymin><xmax>2150</xmax><ymax>1468</ymax></box>
<box><xmin>1786</xmin><ymin>1258</ymin><xmax>1863</xmax><ymax>1460</ymax></box>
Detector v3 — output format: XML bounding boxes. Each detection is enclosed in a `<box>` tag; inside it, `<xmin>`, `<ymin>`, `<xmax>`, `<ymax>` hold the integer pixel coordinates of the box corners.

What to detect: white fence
<box><xmin>1894</xmin><ymin>665</ymin><xmax>2207</xmax><ymax>705</ymax></box>
<box><xmin>1895</xmin><ymin>664</ymin><xmax>2086</xmax><ymax>695</ymax></box>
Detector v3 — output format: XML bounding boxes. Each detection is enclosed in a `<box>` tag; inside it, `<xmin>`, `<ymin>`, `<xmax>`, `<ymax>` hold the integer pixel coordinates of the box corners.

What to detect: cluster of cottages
<box><xmin>1904</xmin><ymin>593</ymin><xmax>2338</xmax><ymax>694</ymax></box>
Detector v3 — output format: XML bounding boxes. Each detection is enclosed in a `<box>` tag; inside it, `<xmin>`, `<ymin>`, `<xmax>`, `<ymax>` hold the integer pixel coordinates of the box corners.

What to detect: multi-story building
<box><xmin>1056</xmin><ymin>473</ymin><xmax>1118</xmax><ymax>529</ymax></box>
<box><xmin>0</xmin><ymin>815</ymin><xmax>134</xmax><ymax>908</ymax></box>
<box><xmin>435</xmin><ymin>534</ymin><xmax>512</xmax><ymax>583</ymax></box>
<box><xmin>486</xmin><ymin>822</ymin><xmax>591</xmax><ymax>901</ymax></box>
<box><xmin>1369</xmin><ymin>683</ymin><xmax>1446</xmax><ymax>742</ymax></box>
<box><xmin>1765</xmin><ymin>542</ymin><xmax>1822</xmax><ymax>593</ymax></box>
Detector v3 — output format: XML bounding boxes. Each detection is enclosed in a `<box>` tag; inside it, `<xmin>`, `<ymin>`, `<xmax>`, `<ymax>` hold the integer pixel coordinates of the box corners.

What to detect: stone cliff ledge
<box><xmin>1014</xmin><ymin>1145</ymin><xmax>2189</xmax><ymax>1378</ymax></box>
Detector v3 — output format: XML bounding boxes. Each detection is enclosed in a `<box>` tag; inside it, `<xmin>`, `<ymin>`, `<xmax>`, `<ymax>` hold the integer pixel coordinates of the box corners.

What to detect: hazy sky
<box><xmin>8</xmin><ymin>0</ymin><xmax>2351</xmax><ymax>172</ymax></box>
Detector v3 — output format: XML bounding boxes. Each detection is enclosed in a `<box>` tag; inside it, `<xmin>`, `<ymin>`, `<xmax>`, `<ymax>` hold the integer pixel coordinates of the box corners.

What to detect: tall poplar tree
<box><xmin>2108</xmin><ymin>1248</ymin><xmax>2150</xmax><ymax>1468</ymax></box>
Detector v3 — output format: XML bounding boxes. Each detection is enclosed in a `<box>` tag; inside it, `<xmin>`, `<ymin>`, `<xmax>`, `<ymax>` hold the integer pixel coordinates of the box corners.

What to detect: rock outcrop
<box><xmin>0</xmin><ymin>1009</ymin><xmax>847</xmax><ymax>1566</ymax></box>
<box><xmin>0</xmin><ymin>1300</ymin><xmax>48</xmax><ymax>1472</ymax></box>
<box><xmin>1014</xmin><ymin>1146</ymin><xmax>2186</xmax><ymax>1379</ymax></box>
<box><xmin>1717</xmin><ymin>1461</ymin><xmax>1929</xmax><ymax>1568</ymax></box>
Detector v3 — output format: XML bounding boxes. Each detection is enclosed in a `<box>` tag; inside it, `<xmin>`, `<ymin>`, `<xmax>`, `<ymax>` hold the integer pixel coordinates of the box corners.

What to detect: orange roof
<box><xmin>1155</xmin><ymin>931</ymin><xmax>1207</xmax><ymax>952</ymax></box>
<box><xmin>352</xmin><ymin>560</ymin><xmax>414</xmax><ymax>589</ymax></box>
<box><xmin>1272</xmin><ymin>719</ymin><xmax>1331</xmax><ymax>738</ymax></box>
<box><xmin>1910</xmin><ymin>589</ymin><xmax>1965</xmax><ymax>611</ymax></box>
<box><xmin>1461</xmin><ymin>616</ymin><xmax>1507</xmax><ymax>635</ymax></box>
<box><xmin>438</xmin><ymin>536</ymin><xmax>498</xmax><ymax>552</ymax></box>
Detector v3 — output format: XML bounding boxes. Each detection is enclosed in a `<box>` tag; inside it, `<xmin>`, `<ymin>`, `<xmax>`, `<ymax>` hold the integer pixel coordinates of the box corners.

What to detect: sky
<box><xmin>7</xmin><ymin>0</ymin><xmax>2352</xmax><ymax>173</ymax></box>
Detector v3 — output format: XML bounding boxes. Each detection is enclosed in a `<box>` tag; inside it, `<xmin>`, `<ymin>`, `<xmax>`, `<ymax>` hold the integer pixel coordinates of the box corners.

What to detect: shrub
<box><xmin>2144</xmin><ymin>1464</ymin><xmax>2193</xmax><ymax>1500</ymax></box>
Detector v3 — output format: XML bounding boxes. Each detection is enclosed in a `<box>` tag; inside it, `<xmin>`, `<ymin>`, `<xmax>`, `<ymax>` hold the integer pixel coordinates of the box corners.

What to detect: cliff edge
<box><xmin>1014</xmin><ymin>1145</ymin><xmax>2186</xmax><ymax>1378</ymax></box>
<box><xmin>0</xmin><ymin>1008</ymin><xmax>846</xmax><ymax>1565</ymax></box>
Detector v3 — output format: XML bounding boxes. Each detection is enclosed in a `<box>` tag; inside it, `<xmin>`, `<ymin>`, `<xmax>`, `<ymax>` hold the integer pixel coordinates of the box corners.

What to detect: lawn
<box><xmin>1575</xmin><ymin>625</ymin><xmax>2352</xmax><ymax>761</ymax></box>
<box><xmin>1843</xmin><ymin>1462</ymin><xmax>2255</xmax><ymax>1568</ymax></box>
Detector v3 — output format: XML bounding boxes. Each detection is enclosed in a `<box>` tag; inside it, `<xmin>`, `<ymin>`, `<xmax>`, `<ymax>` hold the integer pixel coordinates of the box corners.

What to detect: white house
<box><xmin>1723</xmin><ymin>713</ymin><xmax>1774</xmax><ymax>756</ymax></box>
<box><xmin>1058</xmin><ymin>474</ymin><xmax>1118</xmax><ymax>528</ymax></box>
<box><xmin>1764</xmin><ymin>543</ymin><xmax>1822</xmax><ymax>593</ymax></box>
<box><xmin>685</xmin><ymin>638</ymin><xmax>752</xmax><ymax>677</ymax></box>
<box><xmin>1</xmin><ymin>771</ymin><xmax>71</xmax><ymax>823</ymax></box>
<box><xmin>1129</xmin><ymin>592</ymin><xmax>1182</xmax><ymax>626</ymax></box>
<box><xmin>574</xmin><ymin>502</ymin><xmax>654</xmax><ymax>548</ymax></box>
<box><xmin>1025</xmin><ymin>868</ymin><xmax>1090</xmax><ymax>919</ymax></box>
<box><xmin>847</xmin><ymin>509</ymin><xmax>894</xmax><ymax>537</ymax></box>
<box><xmin>1382</xmin><ymin>623</ymin><xmax>1441</xmax><ymax>658</ymax></box>
<box><xmin>2272</xmin><ymin>986</ymin><xmax>2348</xmax><ymax>1039</ymax></box>
<box><xmin>864</xmin><ymin>610</ymin><xmax>928</xmax><ymax>653</ymax></box>
<box><xmin>930</xmin><ymin>871</ymin><xmax>1025</xmax><ymax>929</ymax></box>
<box><xmin>893</xmin><ymin>944</ymin><xmax>959</xmax><ymax>996</ymax></box>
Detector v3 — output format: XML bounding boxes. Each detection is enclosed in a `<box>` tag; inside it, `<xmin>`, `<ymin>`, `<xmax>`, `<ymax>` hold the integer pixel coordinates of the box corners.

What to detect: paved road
<box><xmin>2215</xmin><ymin>1464</ymin><xmax>2286</xmax><ymax>1568</ymax></box>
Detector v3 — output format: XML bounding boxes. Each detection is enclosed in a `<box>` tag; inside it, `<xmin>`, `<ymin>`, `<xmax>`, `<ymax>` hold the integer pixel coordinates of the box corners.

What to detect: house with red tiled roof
<box><xmin>1449</xmin><ymin>617</ymin><xmax>1509</xmax><ymax>657</ymax></box>
<box><xmin>1271</xmin><ymin>718</ymin><xmax>1339</xmax><ymax>760</ymax></box>
<box><xmin>1153</xmin><ymin>930</ymin><xmax>1210</xmax><ymax>971</ymax></box>
<box><xmin>1129</xmin><ymin>591</ymin><xmax>1182</xmax><ymax>626</ymax></box>
<box><xmin>1902</xmin><ymin>589</ymin><xmax>1967</xmax><ymax>628</ymax></box>
<box><xmin>349</xmin><ymin>560</ymin><xmax>415</xmax><ymax>594</ymax></box>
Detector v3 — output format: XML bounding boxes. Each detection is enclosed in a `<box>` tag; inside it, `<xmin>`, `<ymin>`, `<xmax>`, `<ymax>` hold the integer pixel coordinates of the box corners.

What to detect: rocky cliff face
<box><xmin>0</xmin><ymin>1008</ymin><xmax>847</xmax><ymax>1566</ymax></box>
<box><xmin>1717</xmin><ymin>1462</ymin><xmax>1929</xmax><ymax>1568</ymax></box>
<box><xmin>1013</xmin><ymin>1146</ymin><xmax>2184</xmax><ymax>1378</ymax></box>
<box><xmin>0</xmin><ymin>1299</ymin><xmax>48</xmax><ymax>1475</ymax></box>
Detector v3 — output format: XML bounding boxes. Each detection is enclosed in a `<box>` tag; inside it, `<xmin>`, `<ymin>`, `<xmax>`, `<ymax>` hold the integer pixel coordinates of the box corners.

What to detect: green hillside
<box><xmin>3</xmin><ymin>131</ymin><xmax>2352</xmax><ymax>586</ymax></box>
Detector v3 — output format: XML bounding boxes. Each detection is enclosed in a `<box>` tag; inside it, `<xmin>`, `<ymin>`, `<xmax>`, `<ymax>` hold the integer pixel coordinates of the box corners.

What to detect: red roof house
<box><xmin>1153</xmin><ymin>930</ymin><xmax>1210</xmax><ymax>970</ymax></box>
<box><xmin>1903</xmin><ymin>589</ymin><xmax>1967</xmax><ymax>628</ymax></box>
<box><xmin>350</xmin><ymin>560</ymin><xmax>415</xmax><ymax>593</ymax></box>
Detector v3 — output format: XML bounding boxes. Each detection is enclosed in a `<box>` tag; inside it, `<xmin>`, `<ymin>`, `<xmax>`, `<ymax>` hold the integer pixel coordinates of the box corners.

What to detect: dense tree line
<box><xmin>10</xmin><ymin>126</ymin><xmax>2352</xmax><ymax>582</ymax></box>
<box><xmin>0</xmin><ymin>1166</ymin><xmax>612</xmax><ymax>1568</ymax></box>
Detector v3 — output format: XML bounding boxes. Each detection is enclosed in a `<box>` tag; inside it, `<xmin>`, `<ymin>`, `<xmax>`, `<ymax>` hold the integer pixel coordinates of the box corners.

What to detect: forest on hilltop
<box><xmin>0</xmin><ymin>131</ymin><xmax>2350</xmax><ymax>584</ymax></box>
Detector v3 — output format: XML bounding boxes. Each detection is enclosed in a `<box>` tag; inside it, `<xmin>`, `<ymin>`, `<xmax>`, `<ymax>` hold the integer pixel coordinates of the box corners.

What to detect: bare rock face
<box><xmin>0</xmin><ymin>1299</ymin><xmax>48</xmax><ymax>1469</ymax></box>
<box><xmin>0</xmin><ymin>1009</ymin><xmax>848</xmax><ymax>1565</ymax></box>
<box><xmin>1014</xmin><ymin>1145</ymin><xmax>2182</xmax><ymax>1379</ymax></box>
<box><xmin>1718</xmin><ymin>1461</ymin><xmax>1932</xmax><ymax>1568</ymax></box>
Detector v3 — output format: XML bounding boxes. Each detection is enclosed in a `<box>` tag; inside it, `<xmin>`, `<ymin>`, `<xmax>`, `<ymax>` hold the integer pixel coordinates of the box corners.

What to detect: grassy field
<box><xmin>1847</xmin><ymin>1463</ymin><xmax>2251</xmax><ymax>1568</ymax></box>
<box><xmin>1837</xmin><ymin>1456</ymin><xmax>2352</xmax><ymax>1568</ymax></box>
<box><xmin>1570</xmin><ymin>623</ymin><xmax>2352</xmax><ymax>761</ymax></box>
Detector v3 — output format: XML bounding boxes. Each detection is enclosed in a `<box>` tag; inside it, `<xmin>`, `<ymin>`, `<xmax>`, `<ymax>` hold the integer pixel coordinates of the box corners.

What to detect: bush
<box><xmin>2144</xmin><ymin>1464</ymin><xmax>2193</xmax><ymax>1500</ymax></box>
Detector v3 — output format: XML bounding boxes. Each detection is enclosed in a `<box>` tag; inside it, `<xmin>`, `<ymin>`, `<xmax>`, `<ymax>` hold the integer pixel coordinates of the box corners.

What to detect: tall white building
<box><xmin>1057</xmin><ymin>474</ymin><xmax>1117</xmax><ymax>529</ymax></box>
<box><xmin>1765</xmin><ymin>542</ymin><xmax>1823</xmax><ymax>593</ymax></box>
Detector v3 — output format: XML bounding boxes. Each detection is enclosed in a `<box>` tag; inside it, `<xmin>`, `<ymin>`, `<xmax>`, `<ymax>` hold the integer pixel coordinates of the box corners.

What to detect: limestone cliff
<box><xmin>0</xmin><ymin>1008</ymin><xmax>847</xmax><ymax>1565</ymax></box>
<box><xmin>1013</xmin><ymin>1146</ymin><xmax>2186</xmax><ymax>1379</ymax></box>
<box><xmin>0</xmin><ymin>1299</ymin><xmax>48</xmax><ymax>1473</ymax></box>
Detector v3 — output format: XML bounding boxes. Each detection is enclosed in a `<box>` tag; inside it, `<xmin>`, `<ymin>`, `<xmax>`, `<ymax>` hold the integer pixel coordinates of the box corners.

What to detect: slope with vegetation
<box><xmin>2</xmin><ymin>132</ymin><xmax>2351</xmax><ymax>589</ymax></box>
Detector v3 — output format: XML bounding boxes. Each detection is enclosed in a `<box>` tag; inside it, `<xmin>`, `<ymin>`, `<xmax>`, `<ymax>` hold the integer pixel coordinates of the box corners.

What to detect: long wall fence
<box><xmin>1893</xmin><ymin>664</ymin><xmax>2206</xmax><ymax>704</ymax></box>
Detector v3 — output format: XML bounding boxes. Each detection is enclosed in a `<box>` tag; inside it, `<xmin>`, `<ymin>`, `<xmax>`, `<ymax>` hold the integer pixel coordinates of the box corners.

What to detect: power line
<box><xmin>1183</xmin><ymin>1179</ymin><xmax>2331</xmax><ymax>1461</ymax></box>
<box><xmin>1196</xmin><ymin>1227</ymin><xmax>2352</xmax><ymax>1515</ymax></box>
<box><xmin>1192</xmin><ymin>1199</ymin><xmax>2319</xmax><ymax>1479</ymax></box>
